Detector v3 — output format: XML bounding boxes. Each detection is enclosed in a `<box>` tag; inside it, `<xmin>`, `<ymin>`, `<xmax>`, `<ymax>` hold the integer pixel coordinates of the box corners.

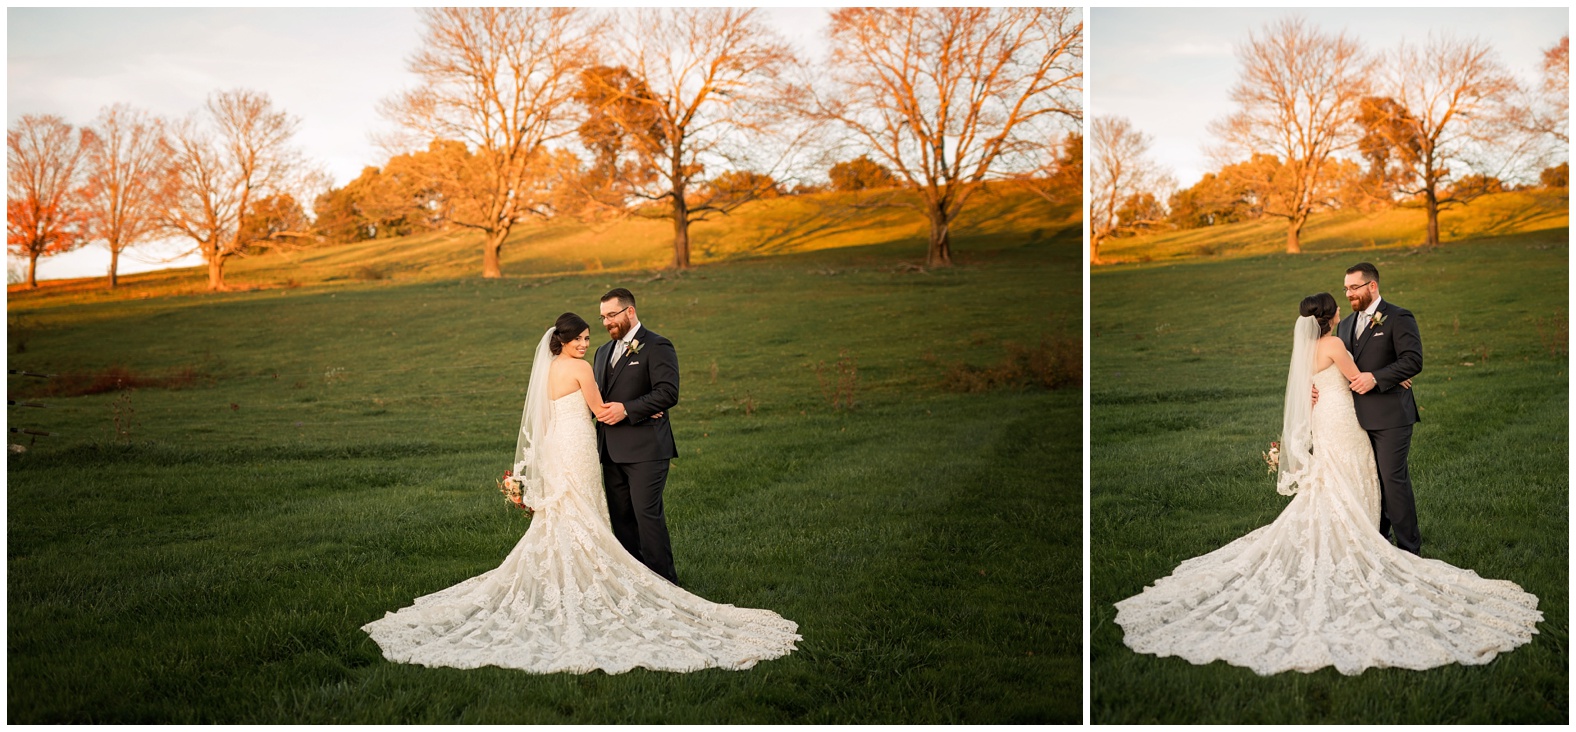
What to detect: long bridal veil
<box><xmin>1276</xmin><ymin>315</ymin><xmax>1319</xmax><ymax>496</ymax></box>
<box><xmin>512</xmin><ymin>327</ymin><xmax>555</xmax><ymax>509</ymax></box>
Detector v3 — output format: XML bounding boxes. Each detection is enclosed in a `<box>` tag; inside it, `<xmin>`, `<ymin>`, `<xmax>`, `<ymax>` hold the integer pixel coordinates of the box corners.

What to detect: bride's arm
<box><xmin>574</xmin><ymin>360</ymin><xmax>610</xmax><ymax>413</ymax></box>
<box><xmin>1321</xmin><ymin>337</ymin><xmax>1361</xmax><ymax>380</ymax></box>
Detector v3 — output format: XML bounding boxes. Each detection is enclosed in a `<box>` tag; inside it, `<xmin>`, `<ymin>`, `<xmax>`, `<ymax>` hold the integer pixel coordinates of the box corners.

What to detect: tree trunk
<box><xmin>1090</xmin><ymin>233</ymin><xmax>1103</xmax><ymax>265</ymax></box>
<box><xmin>27</xmin><ymin>252</ymin><xmax>39</xmax><ymax>289</ymax></box>
<box><xmin>207</xmin><ymin>255</ymin><xmax>227</xmax><ymax>291</ymax></box>
<box><xmin>108</xmin><ymin>247</ymin><xmax>120</xmax><ymax>290</ymax></box>
<box><xmin>1285</xmin><ymin>218</ymin><xmax>1304</xmax><ymax>254</ymax></box>
<box><xmin>670</xmin><ymin>194</ymin><xmax>691</xmax><ymax>270</ymax></box>
<box><xmin>482</xmin><ymin>229</ymin><xmax>507</xmax><ymax>278</ymax></box>
<box><xmin>1423</xmin><ymin>185</ymin><xmax>1440</xmax><ymax>247</ymax></box>
<box><xmin>926</xmin><ymin>202</ymin><xmax>953</xmax><ymax>267</ymax></box>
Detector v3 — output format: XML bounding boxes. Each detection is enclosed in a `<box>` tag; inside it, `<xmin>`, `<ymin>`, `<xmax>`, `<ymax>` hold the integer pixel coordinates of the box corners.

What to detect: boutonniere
<box><xmin>1369</xmin><ymin>312</ymin><xmax>1387</xmax><ymax>329</ymax></box>
<box><xmin>626</xmin><ymin>338</ymin><xmax>643</xmax><ymax>356</ymax></box>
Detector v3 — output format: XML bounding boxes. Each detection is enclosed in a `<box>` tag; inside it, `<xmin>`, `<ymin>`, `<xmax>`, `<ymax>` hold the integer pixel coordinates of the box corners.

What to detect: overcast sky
<box><xmin>1091</xmin><ymin>7</ymin><xmax>1569</xmax><ymax>191</ymax></box>
<box><xmin>7</xmin><ymin>7</ymin><xmax>833</xmax><ymax>281</ymax></box>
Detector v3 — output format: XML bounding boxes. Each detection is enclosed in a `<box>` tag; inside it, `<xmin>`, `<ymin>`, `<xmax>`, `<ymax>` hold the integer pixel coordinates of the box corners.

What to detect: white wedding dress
<box><xmin>361</xmin><ymin>392</ymin><xmax>800</xmax><ymax>673</ymax></box>
<box><xmin>1115</xmin><ymin>364</ymin><xmax>1542</xmax><ymax>675</ymax></box>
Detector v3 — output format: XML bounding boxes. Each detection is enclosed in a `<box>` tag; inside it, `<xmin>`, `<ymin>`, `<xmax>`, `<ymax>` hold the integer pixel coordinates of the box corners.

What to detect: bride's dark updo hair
<box><xmin>1300</xmin><ymin>292</ymin><xmax>1339</xmax><ymax>336</ymax></box>
<box><xmin>549</xmin><ymin>312</ymin><xmax>590</xmax><ymax>355</ymax></box>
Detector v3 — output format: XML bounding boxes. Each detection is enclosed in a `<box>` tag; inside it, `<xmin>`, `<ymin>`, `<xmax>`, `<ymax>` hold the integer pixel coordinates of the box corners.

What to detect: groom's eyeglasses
<box><xmin>599</xmin><ymin>306</ymin><xmax>630</xmax><ymax>322</ymax></box>
<box><xmin>1343</xmin><ymin>281</ymin><xmax>1374</xmax><ymax>293</ymax></box>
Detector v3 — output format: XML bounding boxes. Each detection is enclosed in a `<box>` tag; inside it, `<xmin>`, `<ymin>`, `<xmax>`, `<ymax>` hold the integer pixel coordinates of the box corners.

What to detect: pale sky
<box><xmin>1091</xmin><ymin>7</ymin><xmax>1569</xmax><ymax>192</ymax></box>
<box><xmin>7</xmin><ymin>7</ymin><xmax>833</xmax><ymax>282</ymax></box>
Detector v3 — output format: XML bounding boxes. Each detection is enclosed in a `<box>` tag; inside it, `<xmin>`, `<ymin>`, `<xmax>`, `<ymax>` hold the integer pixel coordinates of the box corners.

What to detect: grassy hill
<box><xmin>1097</xmin><ymin>189</ymin><xmax>1568</xmax><ymax>264</ymax></box>
<box><xmin>6</xmin><ymin>188</ymin><xmax>1082</xmax><ymax>722</ymax></box>
<box><xmin>1090</xmin><ymin>210</ymin><xmax>1568</xmax><ymax>723</ymax></box>
<box><xmin>9</xmin><ymin>184</ymin><xmax>1068</xmax><ymax>307</ymax></box>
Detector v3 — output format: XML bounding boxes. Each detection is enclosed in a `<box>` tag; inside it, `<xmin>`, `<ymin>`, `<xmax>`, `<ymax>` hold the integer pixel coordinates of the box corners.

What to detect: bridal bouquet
<box><xmin>497</xmin><ymin>471</ymin><xmax>532</xmax><ymax>513</ymax></box>
<box><xmin>1262</xmin><ymin>442</ymin><xmax>1280</xmax><ymax>474</ymax></box>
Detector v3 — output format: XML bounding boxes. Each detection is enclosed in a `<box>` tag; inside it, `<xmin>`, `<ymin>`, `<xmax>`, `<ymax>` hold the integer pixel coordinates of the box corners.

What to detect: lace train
<box><xmin>1115</xmin><ymin>366</ymin><xmax>1541</xmax><ymax>675</ymax></box>
<box><xmin>362</xmin><ymin>394</ymin><xmax>800</xmax><ymax>673</ymax></box>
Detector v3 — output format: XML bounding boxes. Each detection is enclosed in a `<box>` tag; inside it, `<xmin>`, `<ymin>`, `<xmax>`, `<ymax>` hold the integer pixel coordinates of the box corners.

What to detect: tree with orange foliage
<box><xmin>237</xmin><ymin>192</ymin><xmax>312</xmax><ymax>253</ymax></box>
<box><xmin>81</xmin><ymin>104</ymin><xmax>171</xmax><ymax>289</ymax></box>
<box><xmin>829</xmin><ymin>155</ymin><xmax>898</xmax><ymax>192</ymax></box>
<box><xmin>382</xmin><ymin>7</ymin><xmax>599</xmax><ymax>278</ymax></box>
<box><xmin>814</xmin><ymin>7</ymin><xmax>1082</xmax><ymax>267</ymax></box>
<box><xmin>164</xmin><ymin>89</ymin><xmax>311</xmax><ymax>291</ymax></box>
<box><xmin>1212</xmin><ymin>17</ymin><xmax>1373</xmax><ymax>254</ymax></box>
<box><xmin>8</xmin><ymin>114</ymin><xmax>91</xmax><ymax>289</ymax></box>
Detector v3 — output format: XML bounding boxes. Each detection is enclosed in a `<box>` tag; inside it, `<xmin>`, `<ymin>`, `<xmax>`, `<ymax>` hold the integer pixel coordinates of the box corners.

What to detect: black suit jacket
<box><xmin>594</xmin><ymin>325</ymin><xmax>680</xmax><ymax>464</ymax></box>
<box><xmin>1337</xmin><ymin>299</ymin><xmax>1422</xmax><ymax>431</ymax></box>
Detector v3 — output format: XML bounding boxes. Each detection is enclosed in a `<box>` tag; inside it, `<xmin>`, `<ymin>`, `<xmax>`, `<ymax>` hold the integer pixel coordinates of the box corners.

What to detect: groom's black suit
<box><xmin>594</xmin><ymin>325</ymin><xmax>681</xmax><ymax>584</ymax></box>
<box><xmin>1337</xmin><ymin>298</ymin><xmax>1423</xmax><ymax>554</ymax></box>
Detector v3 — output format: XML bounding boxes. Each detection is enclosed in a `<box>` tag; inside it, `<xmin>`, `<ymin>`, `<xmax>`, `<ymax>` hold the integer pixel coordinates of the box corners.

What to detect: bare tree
<box><xmin>1212</xmin><ymin>17</ymin><xmax>1373</xmax><ymax>254</ymax></box>
<box><xmin>1090</xmin><ymin>116</ymin><xmax>1173</xmax><ymax>264</ymax></box>
<box><xmin>813</xmin><ymin>7</ymin><xmax>1081</xmax><ymax>267</ymax></box>
<box><xmin>1363</xmin><ymin>35</ymin><xmax>1523</xmax><ymax>247</ymax></box>
<box><xmin>164</xmin><ymin>89</ymin><xmax>309</xmax><ymax>291</ymax></box>
<box><xmin>7</xmin><ymin>115</ymin><xmax>91</xmax><ymax>289</ymax></box>
<box><xmin>584</xmin><ymin>8</ymin><xmax>797</xmax><ymax>269</ymax></box>
<box><xmin>382</xmin><ymin>7</ymin><xmax>599</xmax><ymax>278</ymax></box>
<box><xmin>1540</xmin><ymin>35</ymin><xmax>1568</xmax><ymax>145</ymax></box>
<box><xmin>82</xmin><ymin>104</ymin><xmax>171</xmax><ymax>289</ymax></box>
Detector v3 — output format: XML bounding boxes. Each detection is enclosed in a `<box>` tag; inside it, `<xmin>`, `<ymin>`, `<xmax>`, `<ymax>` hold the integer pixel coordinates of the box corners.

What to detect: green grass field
<box><xmin>7</xmin><ymin>192</ymin><xmax>1082</xmax><ymax>723</ymax></box>
<box><xmin>1090</xmin><ymin>199</ymin><xmax>1569</xmax><ymax>723</ymax></box>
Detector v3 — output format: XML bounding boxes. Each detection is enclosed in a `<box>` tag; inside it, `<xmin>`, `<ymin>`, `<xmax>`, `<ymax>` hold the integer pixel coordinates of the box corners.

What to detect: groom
<box><xmin>1338</xmin><ymin>262</ymin><xmax>1424</xmax><ymax>555</ymax></box>
<box><xmin>594</xmin><ymin>287</ymin><xmax>682</xmax><ymax>585</ymax></box>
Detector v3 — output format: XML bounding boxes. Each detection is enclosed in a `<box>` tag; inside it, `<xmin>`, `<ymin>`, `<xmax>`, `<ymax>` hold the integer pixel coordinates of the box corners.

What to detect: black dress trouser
<box><xmin>603</xmin><ymin>459</ymin><xmax>678</xmax><ymax>585</ymax></box>
<box><xmin>1369</xmin><ymin>423</ymin><xmax>1420</xmax><ymax>555</ymax></box>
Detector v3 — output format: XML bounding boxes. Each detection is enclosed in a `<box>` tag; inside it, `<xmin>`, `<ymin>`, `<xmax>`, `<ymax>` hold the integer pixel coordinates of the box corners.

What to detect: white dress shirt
<box><xmin>1356</xmin><ymin>295</ymin><xmax>1382</xmax><ymax>337</ymax></box>
<box><xmin>609</xmin><ymin>319</ymin><xmax>642</xmax><ymax>369</ymax></box>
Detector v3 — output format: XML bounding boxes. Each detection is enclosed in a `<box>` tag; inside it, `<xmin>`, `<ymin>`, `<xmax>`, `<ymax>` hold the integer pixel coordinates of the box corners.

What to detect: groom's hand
<box><xmin>1349</xmin><ymin>372</ymin><xmax>1377</xmax><ymax>394</ymax></box>
<box><xmin>597</xmin><ymin>402</ymin><xmax>627</xmax><ymax>424</ymax></box>
<box><xmin>1311</xmin><ymin>384</ymin><xmax>1319</xmax><ymax>406</ymax></box>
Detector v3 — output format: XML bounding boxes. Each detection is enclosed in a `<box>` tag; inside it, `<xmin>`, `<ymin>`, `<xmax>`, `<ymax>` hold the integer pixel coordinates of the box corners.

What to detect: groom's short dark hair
<box><xmin>1345</xmin><ymin>262</ymin><xmax>1379</xmax><ymax>282</ymax></box>
<box><xmin>600</xmin><ymin>288</ymin><xmax>636</xmax><ymax>309</ymax></box>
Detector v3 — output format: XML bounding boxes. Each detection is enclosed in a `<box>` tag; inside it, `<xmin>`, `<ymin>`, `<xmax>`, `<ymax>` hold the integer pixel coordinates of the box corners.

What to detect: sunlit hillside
<box><xmin>8</xmin><ymin>184</ymin><xmax>1076</xmax><ymax>309</ymax></box>
<box><xmin>1097</xmin><ymin>189</ymin><xmax>1568</xmax><ymax>265</ymax></box>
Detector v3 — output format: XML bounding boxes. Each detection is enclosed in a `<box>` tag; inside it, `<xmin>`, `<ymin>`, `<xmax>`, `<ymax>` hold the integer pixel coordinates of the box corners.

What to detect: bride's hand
<box><xmin>1400</xmin><ymin>378</ymin><xmax>1413</xmax><ymax>389</ymax></box>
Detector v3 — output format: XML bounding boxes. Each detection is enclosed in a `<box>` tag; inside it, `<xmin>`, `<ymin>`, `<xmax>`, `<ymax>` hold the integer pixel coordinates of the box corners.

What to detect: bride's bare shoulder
<box><xmin>557</xmin><ymin>357</ymin><xmax>594</xmax><ymax>382</ymax></box>
<box><xmin>549</xmin><ymin>356</ymin><xmax>591</xmax><ymax>371</ymax></box>
<box><xmin>1316</xmin><ymin>335</ymin><xmax>1351</xmax><ymax>357</ymax></box>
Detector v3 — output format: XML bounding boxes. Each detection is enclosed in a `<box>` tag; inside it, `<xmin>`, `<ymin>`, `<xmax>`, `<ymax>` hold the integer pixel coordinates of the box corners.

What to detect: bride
<box><xmin>1114</xmin><ymin>293</ymin><xmax>1541</xmax><ymax>676</ymax></box>
<box><xmin>362</xmin><ymin>313</ymin><xmax>800</xmax><ymax>674</ymax></box>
